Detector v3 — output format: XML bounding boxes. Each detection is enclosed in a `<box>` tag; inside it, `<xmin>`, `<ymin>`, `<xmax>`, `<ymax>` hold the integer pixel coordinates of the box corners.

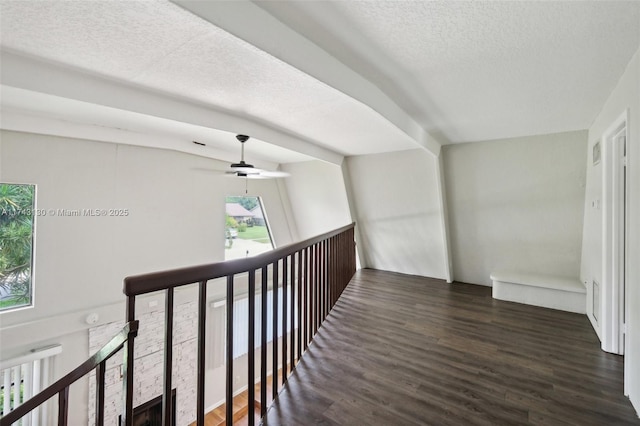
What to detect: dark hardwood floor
<box><xmin>262</xmin><ymin>269</ymin><xmax>640</xmax><ymax>425</ymax></box>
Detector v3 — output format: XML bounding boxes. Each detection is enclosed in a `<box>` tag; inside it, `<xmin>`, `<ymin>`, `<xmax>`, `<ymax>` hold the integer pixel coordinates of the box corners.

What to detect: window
<box><xmin>209</xmin><ymin>286</ymin><xmax>295</xmax><ymax>367</ymax></box>
<box><xmin>224</xmin><ymin>196</ymin><xmax>274</xmax><ymax>260</ymax></box>
<box><xmin>231</xmin><ymin>286</ymin><xmax>294</xmax><ymax>359</ymax></box>
<box><xmin>0</xmin><ymin>183</ymin><xmax>36</xmax><ymax>312</ymax></box>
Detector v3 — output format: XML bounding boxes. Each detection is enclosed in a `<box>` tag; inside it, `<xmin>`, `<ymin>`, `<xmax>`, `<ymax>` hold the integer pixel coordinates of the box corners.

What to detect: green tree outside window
<box><xmin>0</xmin><ymin>183</ymin><xmax>35</xmax><ymax>311</ymax></box>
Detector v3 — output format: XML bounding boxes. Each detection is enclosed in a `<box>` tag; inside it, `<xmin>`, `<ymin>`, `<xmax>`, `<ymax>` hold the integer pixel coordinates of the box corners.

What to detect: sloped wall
<box><xmin>281</xmin><ymin>160</ymin><xmax>352</xmax><ymax>241</ymax></box>
<box><xmin>345</xmin><ymin>149</ymin><xmax>448</xmax><ymax>279</ymax></box>
<box><xmin>443</xmin><ymin>131</ymin><xmax>587</xmax><ymax>285</ymax></box>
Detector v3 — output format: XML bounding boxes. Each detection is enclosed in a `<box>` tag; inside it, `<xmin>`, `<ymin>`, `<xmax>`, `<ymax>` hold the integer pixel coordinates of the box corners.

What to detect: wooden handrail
<box><xmin>0</xmin><ymin>321</ymin><xmax>139</xmax><ymax>426</ymax></box>
<box><xmin>124</xmin><ymin>223</ymin><xmax>356</xmax><ymax>296</ymax></box>
<box><xmin>124</xmin><ymin>223</ymin><xmax>356</xmax><ymax>426</ymax></box>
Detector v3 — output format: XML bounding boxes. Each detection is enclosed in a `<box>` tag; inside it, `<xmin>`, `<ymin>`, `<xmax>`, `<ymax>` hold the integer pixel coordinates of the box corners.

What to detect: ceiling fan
<box><xmin>227</xmin><ymin>134</ymin><xmax>290</xmax><ymax>179</ymax></box>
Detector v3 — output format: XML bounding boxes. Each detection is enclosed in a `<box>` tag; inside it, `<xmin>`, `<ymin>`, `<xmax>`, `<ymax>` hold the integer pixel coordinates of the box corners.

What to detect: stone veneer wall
<box><xmin>88</xmin><ymin>300</ymin><xmax>198</xmax><ymax>426</ymax></box>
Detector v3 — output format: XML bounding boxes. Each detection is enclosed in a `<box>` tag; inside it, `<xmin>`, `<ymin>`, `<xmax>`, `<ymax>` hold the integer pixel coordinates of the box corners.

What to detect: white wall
<box><xmin>0</xmin><ymin>130</ymin><xmax>295</xmax><ymax>424</ymax></box>
<box><xmin>443</xmin><ymin>131</ymin><xmax>587</xmax><ymax>286</ymax></box>
<box><xmin>345</xmin><ymin>149</ymin><xmax>448</xmax><ymax>279</ymax></box>
<box><xmin>281</xmin><ymin>160</ymin><xmax>352</xmax><ymax>240</ymax></box>
<box><xmin>581</xmin><ymin>47</ymin><xmax>640</xmax><ymax>414</ymax></box>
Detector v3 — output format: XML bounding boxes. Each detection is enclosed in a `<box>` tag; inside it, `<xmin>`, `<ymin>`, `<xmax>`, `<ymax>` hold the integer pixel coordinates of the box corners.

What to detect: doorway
<box><xmin>601</xmin><ymin>111</ymin><xmax>628</xmax><ymax>361</ymax></box>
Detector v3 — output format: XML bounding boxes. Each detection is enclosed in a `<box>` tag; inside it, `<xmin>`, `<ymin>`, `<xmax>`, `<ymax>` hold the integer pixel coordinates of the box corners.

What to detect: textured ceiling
<box><xmin>0</xmin><ymin>0</ymin><xmax>417</xmax><ymax>161</ymax></box>
<box><xmin>259</xmin><ymin>0</ymin><xmax>640</xmax><ymax>144</ymax></box>
<box><xmin>1</xmin><ymin>0</ymin><xmax>639</xmax><ymax>162</ymax></box>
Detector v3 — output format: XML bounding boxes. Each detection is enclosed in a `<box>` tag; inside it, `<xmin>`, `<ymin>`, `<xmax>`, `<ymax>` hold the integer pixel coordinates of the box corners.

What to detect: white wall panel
<box><xmin>443</xmin><ymin>131</ymin><xmax>587</xmax><ymax>286</ymax></box>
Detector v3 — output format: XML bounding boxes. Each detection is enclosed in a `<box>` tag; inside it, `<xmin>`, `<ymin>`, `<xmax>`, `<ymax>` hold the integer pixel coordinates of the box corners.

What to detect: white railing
<box><xmin>0</xmin><ymin>345</ymin><xmax>62</xmax><ymax>425</ymax></box>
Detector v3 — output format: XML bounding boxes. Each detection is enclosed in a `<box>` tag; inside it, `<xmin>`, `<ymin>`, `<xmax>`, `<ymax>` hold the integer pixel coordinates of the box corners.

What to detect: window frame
<box><xmin>0</xmin><ymin>182</ymin><xmax>37</xmax><ymax>313</ymax></box>
<box><xmin>224</xmin><ymin>196</ymin><xmax>275</xmax><ymax>260</ymax></box>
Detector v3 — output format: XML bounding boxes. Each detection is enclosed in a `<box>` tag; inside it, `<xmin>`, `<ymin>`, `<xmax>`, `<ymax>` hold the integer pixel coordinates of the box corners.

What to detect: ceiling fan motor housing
<box><xmin>228</xmin><ymin>134</ymin><xmax>289</xmax><ymax>178</ymax></box>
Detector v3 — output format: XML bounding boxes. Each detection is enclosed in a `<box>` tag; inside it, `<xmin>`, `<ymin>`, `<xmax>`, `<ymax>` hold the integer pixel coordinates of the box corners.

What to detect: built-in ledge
<box><xmin>490</xmin><ymin>271</ymin><xmax>586</xmax><ymax>314</ymax></box>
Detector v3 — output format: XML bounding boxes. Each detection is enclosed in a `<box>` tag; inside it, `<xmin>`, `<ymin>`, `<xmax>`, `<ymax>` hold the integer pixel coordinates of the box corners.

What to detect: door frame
<box><xmin>601</xmin><ymin>109</ymin><xmax>628</xmax><ymax>360</ymax></box>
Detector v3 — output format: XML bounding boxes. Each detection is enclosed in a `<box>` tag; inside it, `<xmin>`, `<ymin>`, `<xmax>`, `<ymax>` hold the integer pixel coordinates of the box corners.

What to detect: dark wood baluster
<box><xmin>296</xmin><ymin>250</ymin><xmax>303</xmax><ymax>362</ymax></box>
<box><xmin>58</xmin><ymin>387</ymin><xmax>69</xmax><ymax>426</ymax></box>
<box><xmin>303</xmin><ymin>248</ymin><xmax>309</xmax><ymax>351</ymax></box>
<box><xmin>347</xmin><ymin>231</ymin><xmax>351</xmax><ymax>291</ymax></box>
<box><xmin>123</xmin><ymin>296</ymin><xmax>136</xmax><ymax>426</ymax></box>
<box><xmin>338</xmin><ymin>233</ymin><xmax>342</xmax><ymax>300</ymax></box>
<box><xmin>282</xmin><ymin>256</ymin><xmax>288</xmax><ymax>383</ymax></box>
<box><xmin>226</xmin><ymin>275</ymin><xmax>234</xmax><ymax>426</ymax></box>
<box><xmin>328</xmin><ymin>237</ymin><xmax>333</xmax><ymax>310</ymax></box>
<box><xmin>340</xmin><ymin>230</ymin><xmax>344</xmax><ymax>287</ymax></box>
<box><xmin>336</xmin><ymin>233</ymin><xmax>341</xmax><ymax>296</ymax></box>
<box><xmin>197</xmin><ymin>280</ymin><xmax>207</xmax><ymax>426</ymax></box>
<box><xmin>339</xmin><ymin>233</ymin><xmax>343</xmax><ymax>296</ymax></box>
<box><xmin>315</xmin><ymin>243</ymin><xmax>320</xmax><ymax>335</ymax></box>
<box><xmin>330</xmin><ymin>237</ymin><xmax>334</xmax><ymax>309</ymax></box>
<box><xmin>323</xmin><ymin>240</ymin><xmax>327</xmax><ymax>320</ymax></box>
<box><xmin>352</xmin><ymin>229</ymin><xmax>356</xmax><ymax>280</ymax></box>
<box><xmin>352</xmin><ymin>228</ymin><xmax>356</xmax><ymax>275</ymax></box>
<box><xmin>337</xmin><ymin>234</ymin><xmax>340</xmax><ymax>295</ymax></box>
<box><xmin>248</xmin><ymin>270</ymin><xmax>256</xmax><ymax>426</ymax></box>
<box><xmin>328</xmin><ymin>239</ymin><xmax>332</xmax><ymax>313</ymax></box>
<box><xmin>290</xmin><ymin>253</ymin><xmax>296</xmax><ymax>368</ymax></box>
<box><xmin>332</xmin><ymin>236</ymin><xmax>336</xmax><ymax>307</ymax></box>
<box><xmin>337</xmin><ymin>235</ymin><xmax>341</xmax><ymax>299</ymax></box>
<box><xmin>345</xmin><ymin>231</ymin><xmax>350</xmax><ymax>292</ymax></box>
<box><xmin>337</xmin><ymin>234</ymin><xmax>341</xmax><ymax>298</ymax></box>
<box><xmin>163</xmin><ymin>287</ymin><xmax>174</xmax><ymax>426</ymax></box>
<box><xmin>348</xmin><ymin>229</ymin><xmax>352</xmax><ymax>285</ymax></box>
<box><xmin>320</xmin><ymin>240</ymin><xmax>324</xmax><ymax>323</ymax></box>
<box><xmin>319</xmin><ymin>241</ymin><xmax>323</xmax><ymax>325</ymax></box>
<box><xmin>96</xmin><ymin>361</ymin><xmax>105</xmax><ymax>426</ymax></box>
<box><xmin>342</xmin><ymin>231</ymin><xmax>347</xmax><ymax>294</ymax></box>
<box><xmin>272</xmin><ymin>261</ymin><xmax>279</xmax><ymax>396</ymax></box>
<box><xmin>326</xmin><ymin>238</ymin><xmax>331</xmax><ymax>312</ymax></box>
<box><xmin>309</xmin><ymin>245</ymin><xmax>317</xmax><ymax>343</ymax></box>
<box><xmin>338</xmin><ymin>234</ymin><xmax>341</xmax><ymax>300</ymax></box>
<box><xmin>260</xmin><ymin>266</ymin><xmax>268</xmax><ymax>417</ymax></box>
<box><xmin>351</xmin><ymin>230</ymin><xmax>355</xmax><ymax>283</ymax></box>
<box><xmin>323</xmin><ymin>240</ymin><xmax>326</xmax><ymax>319</ymax></box>
<box><xmin>325</xmin><ymin>240</ymin><xmax>329</xmax><ymax>318</ymax></box>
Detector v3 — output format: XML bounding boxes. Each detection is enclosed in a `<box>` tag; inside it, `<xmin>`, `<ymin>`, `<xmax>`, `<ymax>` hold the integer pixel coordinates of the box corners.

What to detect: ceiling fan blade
<box><xmin>258</xmin><ymin>170</ymin><xmax>290</xmax><ymax>178</ymax></box>
<box><xmin>225</xmin><ymin>172</ymin><xmax>270</xmax><ymax>179</ymax></box>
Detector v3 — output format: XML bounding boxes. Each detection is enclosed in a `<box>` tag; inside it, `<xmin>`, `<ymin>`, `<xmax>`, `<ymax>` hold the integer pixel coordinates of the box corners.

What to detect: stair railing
<box><xmin>122</xmin><ymin>223</ymin><xmax>356</xmax><ymax>426</ymax></box>
<box><xmin>0</xmin><ymin>223</ymin><xmax>355</xmax><ymax>426</ymax></box>
<box><xmin>0</xmin><ymin>321</ymin><xmax>138</xmax><ymax>426</ymax></box>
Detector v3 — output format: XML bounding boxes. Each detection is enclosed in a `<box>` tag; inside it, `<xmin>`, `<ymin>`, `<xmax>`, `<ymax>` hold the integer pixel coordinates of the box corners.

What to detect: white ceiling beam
<box><xmin>173</xmin><ymin>0</ymin><xmax>442</xmax><ymax>157</ymax></box>
<box><xmin>0</xmin><ymin>109</ymin><xmax>270</xmax><ymax>169</ymax></box>
<box><xmin>0</xmin><ymin>51</ymin><xmax>344</xmax><ymax>165</ymax></box>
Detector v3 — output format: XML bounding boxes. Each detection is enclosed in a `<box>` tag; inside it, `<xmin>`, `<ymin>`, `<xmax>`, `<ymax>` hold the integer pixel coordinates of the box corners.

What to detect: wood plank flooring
<box><xmin>193</xmin><ymin>370</ymin><xmax>282</xmax><ymax>426</ymax></box>
<box><xmin>262</xmin><ymin>269</ymin><xmax>640</xmax><ymax>425</ymax></box>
